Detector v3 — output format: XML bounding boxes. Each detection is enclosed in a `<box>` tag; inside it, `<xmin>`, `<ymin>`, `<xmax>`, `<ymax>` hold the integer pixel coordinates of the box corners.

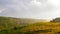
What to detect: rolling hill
<box><xmin>0</xmin><ymin>16</ymin><xmax>56</xmax><ymax>34</ymax></box>
<box><xmin>0</xmin><ymin>16</ymin><xmax>48</xmax><ymax>25</ymax></box>
<box><xmin>0</xmin><ymin>16</ymin><xmax>48</xmax><ymax>29</ymax></box>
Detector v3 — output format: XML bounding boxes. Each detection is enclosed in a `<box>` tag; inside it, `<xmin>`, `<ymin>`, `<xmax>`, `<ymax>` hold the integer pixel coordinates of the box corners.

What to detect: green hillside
<box><xmin>0</xmin><ymin>16</ymin><xmax>45</xmax><ymax>30</ymax></box>
<box><xmin>1</xmin><ymin>16</ymin><xmax>60</xmax><ymax>34</ymax></box>
<box><xmin>0</xmin><ymin>16</ymin><xmax>48</xmax><ymax>34</ymax></box>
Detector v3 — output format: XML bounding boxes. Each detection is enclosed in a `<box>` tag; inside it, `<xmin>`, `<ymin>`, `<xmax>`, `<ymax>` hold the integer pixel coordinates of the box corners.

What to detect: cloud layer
<box><xmin>0</xmin><ymin>0</ymin><xmax>60</xmax><ymax>19</ymax></box>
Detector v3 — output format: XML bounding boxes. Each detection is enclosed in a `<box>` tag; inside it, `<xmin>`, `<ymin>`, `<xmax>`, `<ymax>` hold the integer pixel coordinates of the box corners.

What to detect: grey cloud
<box><xmin>0</xmin><ymin>0</ymin><xmax>60</xmax><ymax>19</ymax></box>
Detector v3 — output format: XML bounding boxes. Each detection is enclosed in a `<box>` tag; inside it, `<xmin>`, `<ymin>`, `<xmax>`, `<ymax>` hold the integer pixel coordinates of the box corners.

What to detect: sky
<box><xmin>0</xmin><ymin>0</ymin><xmax>60</xmax><ymax>19</ymax></box>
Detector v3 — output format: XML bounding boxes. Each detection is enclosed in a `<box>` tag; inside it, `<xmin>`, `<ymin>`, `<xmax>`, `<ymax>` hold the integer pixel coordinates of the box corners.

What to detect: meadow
<box><xmin>19</xmin><ymin>22</ymin><xmax>60</xmax><ymax>34</ymax></box>
<box><xmin>0</xmin><ymin>22</ymin><xmax>60</xmax><ymax>34</ymax></box>
<box><xmin>0</xmin><ymin>16</ymin><xmax>60</xmax><ymax>34</ymax></box>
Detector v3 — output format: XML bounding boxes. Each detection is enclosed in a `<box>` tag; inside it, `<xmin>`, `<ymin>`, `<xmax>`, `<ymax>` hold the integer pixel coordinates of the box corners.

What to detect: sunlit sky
<box><xmin>0</xmin><ymin>0</ymin><xmax>60</xmax><ymax>19</ymax></box>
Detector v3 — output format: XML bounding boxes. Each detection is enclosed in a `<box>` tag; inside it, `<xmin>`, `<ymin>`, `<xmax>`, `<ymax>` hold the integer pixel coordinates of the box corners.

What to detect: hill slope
<box><xmin>0</xmin><ymin>16</ymin><xmax>50</xmax><ymax>34</ymax></box>
<box><xmin>50</xmin><ymin>17</ymin><xmax>60</xmax><ymax>22</ymax></box>
<box><xmin>0</xmin><ymin>16</ymin><xmax>47</xmax><ymax>29</ymax></box>
<box><xmin>19</xmin><ymin>22</ymin><xmax>60</xmax><ymax>34</ymax></box>
<box><xmin>0</xmin><ymin>22</ymin><xmax>60</xmax><ymax>34</ymax></box>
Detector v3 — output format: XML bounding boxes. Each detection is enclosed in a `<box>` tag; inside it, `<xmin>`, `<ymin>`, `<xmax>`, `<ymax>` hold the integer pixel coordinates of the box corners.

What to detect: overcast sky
<box><xmin>0</xmin><ymin>0</ymin><xmax>60</xmax><ymax>19</ymax></box>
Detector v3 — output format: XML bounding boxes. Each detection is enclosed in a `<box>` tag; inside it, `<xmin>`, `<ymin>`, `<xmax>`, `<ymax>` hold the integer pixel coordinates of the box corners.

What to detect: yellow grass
<box><xmin>20</xmin><ymin>22</ymin><xmax>60</xmax><ymax>34</ymax></box>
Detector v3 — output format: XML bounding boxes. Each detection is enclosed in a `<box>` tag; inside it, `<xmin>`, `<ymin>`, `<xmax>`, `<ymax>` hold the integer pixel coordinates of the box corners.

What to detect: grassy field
<box><xmin>0</xmin><ymin>22</ymin><xmax>60</xmax><ymax>34</ymax></box>
<box><xmin>19</xmin><ymin>22</ymin><xmax>60</xmax><ymax>34</ymax></box>
<box><xmin>0</xmin><ymin>17</ymin><xmax>60</xmax><ymax>34</ymax></box>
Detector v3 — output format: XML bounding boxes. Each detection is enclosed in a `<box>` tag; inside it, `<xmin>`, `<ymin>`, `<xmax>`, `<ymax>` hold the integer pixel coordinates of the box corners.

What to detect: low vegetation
<box><xmin>0</xmin><ymin>22</ymin><xmax>60</xmax><ymax>34</ymax></box>
<box><xmin>19</xmin><ymin>22</ymin><xmax>60</xmax><ymax>34</ymax></box>
<box><xmin>0</xmin><ymin>16</ymin><xmax>60</xmax><ymax>34</ymax></box>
